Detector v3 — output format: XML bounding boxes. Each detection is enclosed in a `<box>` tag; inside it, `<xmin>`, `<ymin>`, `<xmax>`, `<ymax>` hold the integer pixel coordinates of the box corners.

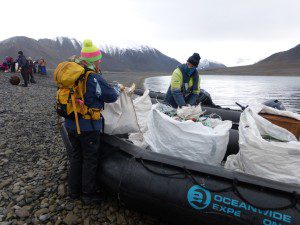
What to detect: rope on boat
<box><xmin>138</xmin><ymin>158</ymin><xmax>299</xmax><ymax>211</ymax></box>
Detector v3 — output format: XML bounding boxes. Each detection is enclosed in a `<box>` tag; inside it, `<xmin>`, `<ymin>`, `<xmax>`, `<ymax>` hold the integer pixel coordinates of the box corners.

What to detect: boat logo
<box><xmin>187</xmin><ymin>185</ymin><xmax>211</xmax><ymax>210</ymax></box>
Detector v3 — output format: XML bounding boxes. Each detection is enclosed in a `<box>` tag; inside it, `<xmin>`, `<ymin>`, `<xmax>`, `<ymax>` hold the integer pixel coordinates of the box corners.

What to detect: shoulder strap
<box><xmin>83</xmin><ymin>71</ymin><xmax>95</xmax><ymax>94</ymax></box>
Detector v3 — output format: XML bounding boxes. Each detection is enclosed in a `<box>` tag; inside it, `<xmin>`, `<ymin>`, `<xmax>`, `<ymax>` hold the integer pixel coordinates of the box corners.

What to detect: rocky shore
<box><xmin>0</xmin><ymin>72</ymin><xmax>164</xmax><ymax>225</ymax></box>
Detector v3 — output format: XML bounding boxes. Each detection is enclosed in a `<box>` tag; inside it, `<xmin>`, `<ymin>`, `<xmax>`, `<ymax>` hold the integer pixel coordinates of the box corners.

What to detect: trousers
<box><xmin>67</xmin><ymin>130</ymin><xmax>101</xmax><ymax>197</ymax></box>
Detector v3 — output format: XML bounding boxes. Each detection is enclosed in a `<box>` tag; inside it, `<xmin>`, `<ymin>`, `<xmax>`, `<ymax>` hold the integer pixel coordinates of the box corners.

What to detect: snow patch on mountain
<box><xmin>99</xmin><ymin>43</ymin><xmax>157</xmax><ymax>55</ymax></box>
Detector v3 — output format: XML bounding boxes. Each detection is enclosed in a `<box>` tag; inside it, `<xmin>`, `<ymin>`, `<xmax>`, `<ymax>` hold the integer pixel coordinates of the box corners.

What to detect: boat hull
<box><xmin>60</xmin><ymin>125</ymin><xmax>300</xmax><ymax>225</ymax></box>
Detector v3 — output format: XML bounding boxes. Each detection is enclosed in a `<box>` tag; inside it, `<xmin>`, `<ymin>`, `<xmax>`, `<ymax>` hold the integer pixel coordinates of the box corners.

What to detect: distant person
<box><xmin>16</xmin><ymin>51</ymin><xmax>29</xmax><ymax>87</ymax></box>
<box><xmin>37</xmin><ymin>60</ymin><xmax>41</xmax><ymax>74</ymax></box>
<box><xmin>10</xmin><ymin>58</ymin><xmax>16</xmax><ymax>73</ymax></box>
<box><xmin>164</xmin><ymin>53</ymin><xmax>201</xmax><ymax>108</ymax></box>
<box><xmin>40</xmin><ymin>58</ymin><xmax>47</xmax><ymax>75</ymax></box>
<box><xmin>0</xmin><ymin>61</ymin><xmax>5</xmax><ymax>72</ymax></box>
<box><xmin>27</xmin><ymin>57</ymin><xmax>36</xmax><ymax>83</ymax></box>
<box><xmin>62</xmin><ymin>39</ymin><xmax>120</xmax><ymax>204</ymax></box>
<box><xmin>33</xmin><ymin>60</ymin><xmax>38</xmax><ymax>74</ymax></box>
<box><xmin>0</xmin><ymin>60</ymin><xmax>9</xmax><ymax>72</ymax></box>
<box><xmin>5</xmin><ymin>56</ymin><xmax>13</xmax><ymax>72</ymax></box>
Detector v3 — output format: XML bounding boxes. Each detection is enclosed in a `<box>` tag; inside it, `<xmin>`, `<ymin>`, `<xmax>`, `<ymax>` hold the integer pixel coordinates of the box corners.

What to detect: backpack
<box><xmin>23</xmin><ymin>59</ymin><xmax>30</xmax><ymax>68</ymax></box>
<box><xmin>54</xmin><ymin>61</ymin><xmax>101</xmax><ymax>134</ymax></box>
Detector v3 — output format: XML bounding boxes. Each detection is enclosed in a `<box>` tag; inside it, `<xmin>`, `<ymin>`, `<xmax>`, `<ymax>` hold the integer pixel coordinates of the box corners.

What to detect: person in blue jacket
<box><xmin>65</xmin><ymin>39</ymin><xmax>120</xmax><ymax>204</ymax></box>
<box><xmin>164</xmin><ymin>53</ymin><xmax>201</xmax><ymax>108</ymax></box>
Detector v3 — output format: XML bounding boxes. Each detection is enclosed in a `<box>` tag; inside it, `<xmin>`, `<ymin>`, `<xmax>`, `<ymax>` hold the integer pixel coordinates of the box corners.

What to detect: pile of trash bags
<box><xmin>102</xmin><ymin>88</ymin><xmax>232</xmax><ymax>166</ymax></box>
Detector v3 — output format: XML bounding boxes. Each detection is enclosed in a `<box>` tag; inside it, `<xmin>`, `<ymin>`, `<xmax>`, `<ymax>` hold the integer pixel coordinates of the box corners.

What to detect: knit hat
<box><xmin>187</xmin><ymin>53</ymin><xmax>201</xmax><ymax>67</ymax></box>
<box><xmin>81</xmin><ymin>39</ymin><xmax>102</xmax><ymax>63</ymax></box>
<box><xmin>18</xmin><ymin>51</ymin><xmax>23</xmax><ymax>55</ymax></box>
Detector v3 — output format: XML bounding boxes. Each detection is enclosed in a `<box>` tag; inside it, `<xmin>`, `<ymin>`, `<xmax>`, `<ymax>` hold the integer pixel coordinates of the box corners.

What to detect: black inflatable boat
<box><xmin>59</xmin><ymin>90</ymin><xmax>300</xmax><ymax>225</ymax></box>
<box><xmin>60</xmin><ymin>137</ymin><xmax>299</xmax><ymax>224</ymax></box>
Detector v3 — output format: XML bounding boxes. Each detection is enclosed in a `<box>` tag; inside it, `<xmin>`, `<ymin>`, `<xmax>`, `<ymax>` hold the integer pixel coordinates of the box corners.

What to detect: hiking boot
<box><xmin>82</xmin><ymin>194</ymin><xmax>103</xmax><ymax>205</ymax></box>
<box><xmin>69</xmin><ymin>193</ymin><xmax>81</xmax><ymax>200</ymax></box>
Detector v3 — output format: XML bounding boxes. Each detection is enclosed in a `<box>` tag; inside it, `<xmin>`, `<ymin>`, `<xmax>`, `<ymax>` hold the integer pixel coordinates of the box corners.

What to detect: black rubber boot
<box><xmin>82</xmin><ymin>193</ymin><xmax>103</xmax><ymax>205</ymax></box>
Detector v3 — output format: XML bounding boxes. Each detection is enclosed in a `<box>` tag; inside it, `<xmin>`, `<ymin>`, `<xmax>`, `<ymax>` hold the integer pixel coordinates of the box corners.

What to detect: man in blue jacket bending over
<box><xmin>164</xmin><ymin>53</ymin><xmax>201</xmax><ymax>108</ymax></box>
<box><xmin>65</xmin><ymin>39</ymin><xmax>120</xmax><ymax>204</ymax></box>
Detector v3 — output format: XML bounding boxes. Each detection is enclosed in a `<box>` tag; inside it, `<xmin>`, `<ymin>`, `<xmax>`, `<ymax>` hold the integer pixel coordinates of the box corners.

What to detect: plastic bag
<box><xmin>102</xmin><ymin>87</ymin><xmax>139</xmax><ymax>135</ymax></box>
<box><xmin>225</xmin><ymin>103</ymin><xmax>300</xmax><ymax>185</ymax></box>
<box><xmin>144</xmin><ymin>104</ymin><xmax>232</xmax><ymax>165</ymax></box>
<box><xmin>128</xmin><ymin>89</ymin><xmax>152</xmax><ymax>148</ymax></box>
<box><xmin>176</xmin><ymin>105</ymin><xmax>205</xmax><ymax>120</ymax></box>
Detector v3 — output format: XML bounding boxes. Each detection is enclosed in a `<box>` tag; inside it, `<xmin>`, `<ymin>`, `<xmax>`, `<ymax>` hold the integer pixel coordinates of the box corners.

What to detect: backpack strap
<box><xmin>83</xmin><ymin>71</ymin><xmax>94</xmax><ymax>94</ymax></box>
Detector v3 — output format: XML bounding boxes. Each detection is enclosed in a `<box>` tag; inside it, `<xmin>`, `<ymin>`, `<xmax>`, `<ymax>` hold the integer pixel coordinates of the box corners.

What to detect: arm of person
<box><xmin>186</xmin><ymin>76</ymin><xmax>201</xmax><ymax>105</ymax></box>
<box><xmin>94</xmin><ymin>75</ymin><xmax>119</xmax><ymax>103</ymax></box>
<box><xmin>170</xmin><ymin>69</ymin><xmax>186</xmax><ymax>107</ymax></box>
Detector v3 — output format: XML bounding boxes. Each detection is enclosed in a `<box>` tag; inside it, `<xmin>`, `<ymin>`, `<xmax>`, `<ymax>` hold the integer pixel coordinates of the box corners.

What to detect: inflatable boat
<box><xmin>59</xmin><ymin>90</ymin><xmax>300</xmax><ymax>225</ymax></box>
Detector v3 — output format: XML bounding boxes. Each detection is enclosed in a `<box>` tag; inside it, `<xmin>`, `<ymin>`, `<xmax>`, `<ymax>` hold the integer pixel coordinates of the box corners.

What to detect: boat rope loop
<box><xmin>232</xmin><ymin>179</ymin><xmax>299</xmax><ymax>211</ymax></box>
<box><xmin>140</xmin><ymin>158</ymin><xmax>187</xmax><ymax>179</ymax></box>
<box><xmin>138</xmin><ymin>158</ymin><xmax>299</xmax><ymax>211</ymax></box>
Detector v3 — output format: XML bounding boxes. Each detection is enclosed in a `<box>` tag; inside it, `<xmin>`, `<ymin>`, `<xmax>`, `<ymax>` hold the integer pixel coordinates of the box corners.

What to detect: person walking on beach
<box><xmin>164</xmin><ymin>53</ymin><xmax>201</xmax><ymax>108</ymax></box>
<box><xmin>64</xmin><ymin>39</ymin><xmax>120</xmax><ymax>204</ymax></box>
<box><xmin>16</xmin><ymin>51</ymin><xmax>29</xmax><ymax>87</ymax></box>
<box><xmin>27</xmin><ymin>57</ymin><xmax>36</xmax><ymax>83</ymax></box>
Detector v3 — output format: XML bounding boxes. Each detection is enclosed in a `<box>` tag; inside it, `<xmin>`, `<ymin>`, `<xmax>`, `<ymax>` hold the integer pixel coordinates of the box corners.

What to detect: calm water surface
<box><xmin>144</xmin><ymin>75</ymin><xmax>300</xmax><ymax>113</ymax></box>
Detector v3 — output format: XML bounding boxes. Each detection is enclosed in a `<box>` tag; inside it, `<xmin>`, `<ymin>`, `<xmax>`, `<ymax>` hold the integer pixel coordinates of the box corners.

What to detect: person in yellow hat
<box><xmin>65</xmin><ymin>39</ymin><xmax>121</xmax><ymax>204</ymax></box>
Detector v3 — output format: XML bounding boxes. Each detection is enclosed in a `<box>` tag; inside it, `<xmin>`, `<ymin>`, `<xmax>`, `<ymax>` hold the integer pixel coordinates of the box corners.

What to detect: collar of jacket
<box><xmin>70</xmin><ymin>56</ymin><xmax>97</xmax><ymax>72</ymax></box>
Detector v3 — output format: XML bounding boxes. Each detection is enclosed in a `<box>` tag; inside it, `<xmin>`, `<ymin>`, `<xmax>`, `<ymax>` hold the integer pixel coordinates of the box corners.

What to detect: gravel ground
<box><xmin>0</xmin><ymin>72</ymin><xmax>164</xmax><ymax>225</ymax></box>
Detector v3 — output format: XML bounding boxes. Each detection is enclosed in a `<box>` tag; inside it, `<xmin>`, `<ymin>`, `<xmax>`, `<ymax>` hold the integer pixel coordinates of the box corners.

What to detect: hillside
<box><xmin>203</xmin><ymin>44</ymin><xmax>300</xmax><ymax>76</ymax></box>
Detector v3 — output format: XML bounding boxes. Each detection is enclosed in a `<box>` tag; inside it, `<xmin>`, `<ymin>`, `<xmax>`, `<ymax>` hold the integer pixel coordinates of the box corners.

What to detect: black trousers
<box><xmin>21</xmin><ymin>68</ymin><xmax>29</xmax><ymax>85</ymax></box>
<box><xmin>67</xmin><ymin>130</ymin><xmax>101</xmax><ymax>197</ymax></box>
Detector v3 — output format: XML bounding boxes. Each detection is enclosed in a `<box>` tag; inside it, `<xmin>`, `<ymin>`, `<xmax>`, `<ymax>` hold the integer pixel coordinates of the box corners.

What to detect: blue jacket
<box><xmin>65</xmin><ymin>73</ymin><xmax>119</xmax><ymax>131</ymax></box>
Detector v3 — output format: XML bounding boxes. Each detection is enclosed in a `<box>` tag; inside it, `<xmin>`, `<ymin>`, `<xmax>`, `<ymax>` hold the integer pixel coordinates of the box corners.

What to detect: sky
<box><xmin>1</xmin><ymin>0</ymin><xmax>300</xmax><ymax>66</ymax></box>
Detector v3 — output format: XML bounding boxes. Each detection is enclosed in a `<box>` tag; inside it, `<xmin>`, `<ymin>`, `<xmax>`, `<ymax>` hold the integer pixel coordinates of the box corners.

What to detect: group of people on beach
<box><xmin>58</xmin><ymin>39</ymin><xmax>202</xmax><ymax>204</ymax></box>
<box><xmin>1</xmin><ymin>53</ymin><xmax>47</xmax><ymax>87</ymax></box>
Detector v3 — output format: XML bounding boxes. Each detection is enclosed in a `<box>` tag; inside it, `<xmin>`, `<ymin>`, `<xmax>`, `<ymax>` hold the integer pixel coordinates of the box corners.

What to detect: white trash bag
<box><xmin>132</xmin><ymin>89</ymin><xmax>152</xmax><ymax>133</ymax></box>
<box><xmin>177</xmin><ymin>105</ymin><xmax>205</xmax><ymax>120</ymax></box>
<box><xmin>102</xmin><ymin>85</ymin><xmax>139</xmax><ymax>135</ymax></box>
<box><xmin>225</xmin><ymin>103</ymin><xmax>300</xmax><ymax>185</ymax></box>
<box><xmin>144</xmin><ymin>104</ymin><xmax>232</xmax><ymax>165</ymax></box>
<box><xmin>128</xmin><ymin>89</ymin><xmax>153</xmax><ymax>148</ymax></box>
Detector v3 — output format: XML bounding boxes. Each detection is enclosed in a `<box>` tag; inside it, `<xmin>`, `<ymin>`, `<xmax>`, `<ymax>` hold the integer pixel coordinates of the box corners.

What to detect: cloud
<box><xmin>1</xmin><ymin>0</ymin><xmax>299</xmax><ymax>66</ymax></box>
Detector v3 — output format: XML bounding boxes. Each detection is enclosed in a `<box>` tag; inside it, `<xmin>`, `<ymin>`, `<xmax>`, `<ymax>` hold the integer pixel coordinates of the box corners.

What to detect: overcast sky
<box><xmin>1</xmin><ymin>0</ymin><xmax>300</xmax><ymax>66</ymax></box>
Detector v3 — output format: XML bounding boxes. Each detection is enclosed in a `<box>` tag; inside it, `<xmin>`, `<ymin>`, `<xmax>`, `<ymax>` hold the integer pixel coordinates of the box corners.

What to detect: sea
<box><xmin>144</xmin><ymin>75</ymin><xmax>300</xmax><ymax>113</ymax></box>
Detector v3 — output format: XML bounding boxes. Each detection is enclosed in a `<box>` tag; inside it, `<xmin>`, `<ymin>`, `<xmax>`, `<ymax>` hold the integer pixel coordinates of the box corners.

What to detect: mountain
<box><xmin>0</xmin><ymin>36</ymin><xmax>226</xmax><ymax>72</ymax></box>
<box><xmin>203</xmin><ymin>44</ymin><xmax>300</xmax><ymax>76</ymax></box>
<box><xmin>0</xmin><ymin>36</ymin><xmax>180</xmax><ymax>72</ymax></box>
<box><xmin>198</xmin><ymin>59</ymin><xmax>226</xmax><ymax>70</ymax></box>
<box><xmin>256</xmin><ymin>44</ymin><xmax>300</xmax><ymax>65</ymax></box>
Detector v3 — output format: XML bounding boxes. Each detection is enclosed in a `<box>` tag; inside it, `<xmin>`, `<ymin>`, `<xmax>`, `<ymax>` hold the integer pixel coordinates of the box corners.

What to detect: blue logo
<box><xmin>187</xmin><ymin>185</ymin><xmax>211</xmax><ymax>210</ymax></box>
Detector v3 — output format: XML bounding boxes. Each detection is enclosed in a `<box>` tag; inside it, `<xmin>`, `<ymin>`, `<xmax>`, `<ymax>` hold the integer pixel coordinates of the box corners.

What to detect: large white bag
<box><xmin>128</xmin><ymin>89</ymin><xmax>152</xmax><ymax>147</ymax></box>
<box><xmin>144</xmin><ymin>104</ymin><xmax>232</xmax><ymax>165</ymax></box>
<box><xmin>225</xmin><ymin>103</ymin><xmax>300</xmax><ymax>185</ymax></box>
<box><xmin>132</xmin><ymin>89</ymin><xmax>152</xmax><ymax>133</ymax></box>
<box><xmin>102</xmin><ymin>88</ymin><xmax>139</xmax><ymax>135</ymax></box>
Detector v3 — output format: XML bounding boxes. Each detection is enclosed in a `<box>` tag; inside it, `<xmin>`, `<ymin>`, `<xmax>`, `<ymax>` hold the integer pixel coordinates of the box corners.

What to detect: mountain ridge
<box><xmin>0</xmin><ymin>36</ymin><xmax>226</xmax><ymax>72</ymax></box>
<box><xmin>203</xmin><ymin>43</ymin><xmax>300</xmax><ymax>76</ymax></box>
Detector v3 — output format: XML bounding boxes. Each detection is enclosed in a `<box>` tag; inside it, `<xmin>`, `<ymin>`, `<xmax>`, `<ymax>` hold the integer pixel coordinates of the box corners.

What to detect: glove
<box><xmin>118</xmin><ymin>83</ymin><xmax>125</xmax><ymax>91</ymax></box>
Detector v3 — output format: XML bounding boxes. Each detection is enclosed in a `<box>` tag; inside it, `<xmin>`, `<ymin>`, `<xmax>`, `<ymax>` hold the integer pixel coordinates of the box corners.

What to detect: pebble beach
<box><xmin>0</xmin><ymin>72</ymin><xmax>164</xmax><ymax>225</ymax></box>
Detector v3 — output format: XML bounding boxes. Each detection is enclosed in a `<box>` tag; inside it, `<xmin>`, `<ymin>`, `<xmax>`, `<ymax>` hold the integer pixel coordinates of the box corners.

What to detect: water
<box><xmin>144</xmin><ymin>75</ymin><xmax>300</xmax><ymax>113</ymax></box>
